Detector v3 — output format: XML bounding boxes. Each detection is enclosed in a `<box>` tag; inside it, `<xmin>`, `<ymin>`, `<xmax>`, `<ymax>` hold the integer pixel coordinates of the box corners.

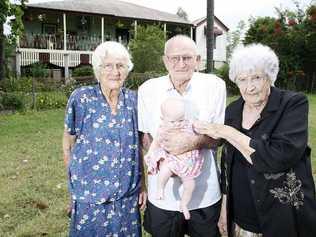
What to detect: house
<box><xmin>193</xmin><ymin>16</ymin><xmax>229</xmax><ymax>70</ymax></box>
<box><xmin>17</xmin><ymin>0</ymin><xmax>192</xmax><ymax>78</ymax></box>
<box><xmin>16</xmin><ymin>0</ymin><xmax>228</xmax><ymax>78</ymax></box>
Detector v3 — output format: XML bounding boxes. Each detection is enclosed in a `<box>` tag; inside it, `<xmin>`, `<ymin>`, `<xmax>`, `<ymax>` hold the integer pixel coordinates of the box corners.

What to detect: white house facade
<box><xmin>193</xmin><ymin>16</ymin><xmax>229</xmax><ymax>70</ymax></box>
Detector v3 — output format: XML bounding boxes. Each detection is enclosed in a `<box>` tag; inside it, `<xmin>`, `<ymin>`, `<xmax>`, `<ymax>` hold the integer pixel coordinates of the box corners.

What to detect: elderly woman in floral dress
<box><xmin>194</xmin><ymin>44</ymin><xmax>316</xmax><ymax>237</ymax></box>
<box><xmin>63</xmin><ymin>41</ymin><xmax>146</xmax><ymax>236</ymax></box>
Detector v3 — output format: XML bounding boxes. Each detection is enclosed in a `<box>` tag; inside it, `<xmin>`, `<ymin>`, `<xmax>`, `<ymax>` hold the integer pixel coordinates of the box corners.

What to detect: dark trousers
<box><xmin>143</xmin><ymin>200</ymin><xmax>221</xmax><ymax>237</ymax></box>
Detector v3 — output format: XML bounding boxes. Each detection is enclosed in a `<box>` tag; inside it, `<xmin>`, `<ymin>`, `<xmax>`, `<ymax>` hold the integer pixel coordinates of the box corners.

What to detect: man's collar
<box><xmin>165</xmin><ymin>73</ymin><xmax>194</xmax><ymax>93</ymax></box>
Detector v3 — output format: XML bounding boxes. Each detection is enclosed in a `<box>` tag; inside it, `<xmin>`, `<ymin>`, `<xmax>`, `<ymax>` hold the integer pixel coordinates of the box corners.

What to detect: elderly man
<box><xmin>138</xmin><ymin>35</ymin><xmax>226</xmax><ymax>237</ymax></box>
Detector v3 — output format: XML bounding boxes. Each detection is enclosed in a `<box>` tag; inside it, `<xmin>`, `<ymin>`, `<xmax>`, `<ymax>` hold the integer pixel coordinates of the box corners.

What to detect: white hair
<box><xmin>164</xmin><ymin>34</ymin><xmax>198</xmax><ymax>55</ymax></box>
<box><xmin>229</xmin><ymin>43</ymin><xmax>279</xmax><ymax>85</ymax></box>
<box><xmin>92</xmin><ymin>41</ymin><xmax>133</xmax><ymax>81</ymax></box>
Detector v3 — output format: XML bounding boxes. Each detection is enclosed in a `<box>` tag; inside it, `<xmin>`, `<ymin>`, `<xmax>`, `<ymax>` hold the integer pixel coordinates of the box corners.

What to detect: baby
<box><xmin>144</xmin><ymin>97</ymin><xmax>204</xmax><ymax>220</ymax></box>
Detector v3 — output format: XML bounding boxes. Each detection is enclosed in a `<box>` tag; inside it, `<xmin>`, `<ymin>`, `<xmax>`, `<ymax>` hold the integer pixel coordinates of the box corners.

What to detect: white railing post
<box><xmin>101</xmin><ymin>17</ymin><xmax>104</xmax><ymax>42</ymax></box>
<box><xmin>190</xmin><ymin>26</ymin><xmax>193</xmax><ymax>39</ymax></box>
<box><xmin>16</xmin><ymin>35</ymin><xmax>21</xmax><ymax>77</ymax></box>
<box><xmin>164</xmin><ymin>23</ymin><xmax>167</xmax><ymax>39</ymax></box>
<box><xmin>134</xmin><ymin>20</ymin><xmax>137</xmax><ymax>38</ymax></box>
<box><xmin>63</xmin><ymin>13</ymin><xmax>67</xmax><ymax>50</ymax></box>
<box><xmin>63</xmin><ymin>13</ymin><xmax>70</xmax><ymax>80</ymax></box>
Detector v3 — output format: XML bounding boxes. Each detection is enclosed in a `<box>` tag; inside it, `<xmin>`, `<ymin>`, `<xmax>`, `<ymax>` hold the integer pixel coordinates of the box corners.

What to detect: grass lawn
<box><xmin>0</xmin><ymin>95</ymin><xmax>315</xmax><ymax>236</ymax></box>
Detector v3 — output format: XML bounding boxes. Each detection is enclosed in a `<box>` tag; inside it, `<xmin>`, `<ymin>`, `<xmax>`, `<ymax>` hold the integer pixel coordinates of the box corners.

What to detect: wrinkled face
<box><xmin>98</xmin><ymin>54</ymin><xmax>129</xmax><ymax>90</ymax></box>
<box><xmin>163</xmin><ymin>40</ymin><xmax>200</xmax><ymax>86</ymax></box>
<box><xmin>236</xmin><ymin>70</ymin><xmax>271</xmax><ymax>106</ymax></box>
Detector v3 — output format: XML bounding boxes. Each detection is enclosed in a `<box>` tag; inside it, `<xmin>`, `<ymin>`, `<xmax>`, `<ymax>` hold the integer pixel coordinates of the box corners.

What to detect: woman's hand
<box><xmin>218</xmin><ymin>195</ymin><xmax>228</xmax><ymax>236</ymax></box>
<box><xmin>193</xmin><ymin>121</ymin><xmax>222</xmax><ymax>139</ymax></box>
<box><xmin>158</xmin><ymin>129</ymin><xmax>195</xmax><ymax>155</ymax></box>
<box><xmin>138</xmin><ymin>189</ymin><xmax>147</xmax><ymax>211</ymax></box>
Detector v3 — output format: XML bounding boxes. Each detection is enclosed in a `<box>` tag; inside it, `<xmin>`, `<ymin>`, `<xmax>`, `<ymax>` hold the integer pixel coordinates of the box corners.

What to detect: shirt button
<box><xmin>257</xmin><ymin>199</ymin><xmax>260</xmax><ymax>203</ymax></box>
<box><xmin>250</xmin><ymin>179</ymin><xmax>255</xmax><ymax>184</ymax></box>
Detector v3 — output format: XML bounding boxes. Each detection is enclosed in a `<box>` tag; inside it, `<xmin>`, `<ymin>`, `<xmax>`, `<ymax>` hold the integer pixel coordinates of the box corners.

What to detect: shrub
<box><xmin>0</xmin><ymin>77</ymin><xmax>33</xmax><ymax>92</ymax></box>
<box><xmin>0</xmin><ymin>92</ymin><xmax>25</xmax><ymax>111</ymax></box>
<box><xmin>36</xmin><ymin>92</ymin><xmax>68</xmax><ymax>110</ymax></box>
<box><xmin>30</xmin><ymin>63</ymin><xmax>49</xmax><ymax>78</ymax></box>
<box><xmin>125</xmin><ymin>71</ymin><xmax>164</xmax><ymax>90</ymax></box>
<box><xmin>61</xmin><ymin>79</ymin><xmax>97</xmax><ymax>98</ymax></box>
<box><xmin>129</xmin><ymin>25</ymin><xmax>166</xmax><ymax>73</ymax></box>
<box><xmin>214</xmin><ymin>64</ymin><xmax>239</xmax><ymax>96</ymax></box>
<box><xmin>72</xmin><ymin>65</ymin><xmax>94</xmax><ymax>77</ymax></box>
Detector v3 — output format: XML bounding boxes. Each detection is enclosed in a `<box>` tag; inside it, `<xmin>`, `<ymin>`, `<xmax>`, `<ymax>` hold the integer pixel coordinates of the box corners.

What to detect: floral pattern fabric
<box><xmin>64</xmin><ymin>85</ymin><xmax>141</xmax><ymax>236</ymax></box>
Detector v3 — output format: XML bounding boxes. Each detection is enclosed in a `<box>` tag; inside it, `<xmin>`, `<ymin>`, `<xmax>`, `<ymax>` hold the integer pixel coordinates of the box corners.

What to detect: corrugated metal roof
<box><xmin>26</xmin><ymin>0</ymin><xmax>191</xmax><ymax>25</ymax></box>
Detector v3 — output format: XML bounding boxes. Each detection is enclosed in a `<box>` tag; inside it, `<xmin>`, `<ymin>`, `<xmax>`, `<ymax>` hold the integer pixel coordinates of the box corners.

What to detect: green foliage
<box><xmin>30</xmin><ymin>63</ymin><xmax>49</xmax><ymax>78</ymax></box>
<box><xmin>226</xmin><ymin>20</ymin><xmax>246</xmax><ymax>60</ymax></box>
<box><xmin>243</xmin><ymin>3</ymin><xmax>316</xmax><ymax>92</ymax></box>
<box><xmin>0</xmin><ymin>76</ymin><xmax>60</xmax><ymax>93</ymax></box>
<box><xmin>129</xmin><ymin>25</ymin><xmax>166</xmax><ymax>73</ymax></box>
<box><xmin>0</xmin><ymin>0</ymin><xmax>10</xmax><ymax>25</ymax></box>
<box><xmin>125</xmin><ymin>71</ymin><xmax>164</xmax><ymax>90</ymax></box>
<box><xmin>72</xmin><ymin>65</ymin><xmax>94</xmax><ymax>77</ymax></box>
<box><xmin>36</xmin><ymin>92</ymin><xmax>68</xmax><ymax>110</ymax></box>
<box><xmin>0</xmin><ymin>76</ymin><xmax>33</xmax><ymax>92</ymax></box>
<box><xmin>0</xmin><ymin>92</ymin><xmax>25</xmax><ymax>111</ymax></box>
<box><xmin>214</xmin><ymin>64</ymin><xmax>239</xmax><ymax>95</ymax></box>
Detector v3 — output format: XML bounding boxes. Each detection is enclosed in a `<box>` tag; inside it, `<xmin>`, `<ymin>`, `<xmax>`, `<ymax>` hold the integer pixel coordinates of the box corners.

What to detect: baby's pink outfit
<box><xmin>145</xmin><ymin>121</ymin><xmax>204</xmax><ymax>180</ymax></box>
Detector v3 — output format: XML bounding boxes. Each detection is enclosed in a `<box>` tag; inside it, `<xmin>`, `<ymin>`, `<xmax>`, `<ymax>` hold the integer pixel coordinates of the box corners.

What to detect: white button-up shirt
<box><xmin>138</xmin><ymin>72</ymin><xmax>226</xmax><ymax>211</ymax></box>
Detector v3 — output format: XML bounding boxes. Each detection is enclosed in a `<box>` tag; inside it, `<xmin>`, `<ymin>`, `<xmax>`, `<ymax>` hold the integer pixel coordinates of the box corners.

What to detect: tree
<box><xmin>226</xmin><ymin>20</ymin><xmax>246</xmax><ymax>60</ymax></box>
<box><xmin>176</xmin><ymin>7</ymin><xmax>189</xmax><ymax>21</ymax></box>
<box><xmin>206</xmin><ymin>0</ymin><xmax>214</xmax><ymax>72</ymax></box>
<box><xmin>129</xmin><ymin>25</ymin><xmax>165</xmax><ymax>73</ymax></box>
<box><xmin>243</xmin><ymin>2</ymin><xmax>315</xmax><ymax>91</ymax></box>
<box><xmin>0</xmin><ymin>0</ymin><xmax>27</xmax><ymax>80</ymax></box>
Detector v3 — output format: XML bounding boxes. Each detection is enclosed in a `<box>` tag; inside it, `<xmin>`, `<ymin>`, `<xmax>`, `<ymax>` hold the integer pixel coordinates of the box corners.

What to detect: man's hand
<box><xmin>158</xmin><ymin>129</ymin><xmax>198</xmax><ymax>155</ymax></box>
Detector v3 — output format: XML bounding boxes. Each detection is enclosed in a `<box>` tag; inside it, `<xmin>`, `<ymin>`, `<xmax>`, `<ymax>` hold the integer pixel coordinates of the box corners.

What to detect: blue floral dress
<box><xmin>64</xmin><ymin>84</ymin><xmax>141</xmax><ymax>237</ymax></box>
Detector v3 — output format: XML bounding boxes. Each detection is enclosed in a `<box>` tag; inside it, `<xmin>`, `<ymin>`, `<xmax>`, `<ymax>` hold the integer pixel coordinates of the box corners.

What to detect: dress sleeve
<box><xmin>249</xmin><ymin>93</ymin><xmax>309</xmax><ymax>173</ymax></box>
<box><xmin>64</xmin><ymin>89</ymin><xmax>80</xmax><ymax>136</ymax></box>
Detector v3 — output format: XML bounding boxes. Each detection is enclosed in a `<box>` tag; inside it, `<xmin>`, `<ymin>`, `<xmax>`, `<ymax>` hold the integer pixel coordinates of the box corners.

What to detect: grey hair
<box><xmin>92</xmin><ymin>41</ymin><xmax>133</xmax><ymax>81</ymax></box>
<box><xmin>164</xmin><ymin>34</ymin><xmax>198</xmax><ymax>55</ymax></box>
<box><xmin>229</xmin><ymin>43</ymin><xmax>279</xmax><ymax>85</ymax></box>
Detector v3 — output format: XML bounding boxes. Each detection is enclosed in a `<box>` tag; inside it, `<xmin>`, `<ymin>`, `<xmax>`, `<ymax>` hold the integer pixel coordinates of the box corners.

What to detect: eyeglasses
<box><xmin>236</xmin><ymin>75</ymin><xmax>266</xmax><ymax>87</ymax></box>
<box><xmin>99</xmin><ymin>63</ymin><xmax>128</xmax><ymax>72</ymax></box>
<box><xmin>166</xmin><ymin>55</ymin><xmax>196</xmax><ymax>65</ymax></box>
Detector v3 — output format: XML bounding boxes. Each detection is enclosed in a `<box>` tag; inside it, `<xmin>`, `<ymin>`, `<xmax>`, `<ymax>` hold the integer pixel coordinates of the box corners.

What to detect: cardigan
<box><xmin>221</xmin><ymin>87</ymin><xmax>316</xmax><ymax>237</ymax></box>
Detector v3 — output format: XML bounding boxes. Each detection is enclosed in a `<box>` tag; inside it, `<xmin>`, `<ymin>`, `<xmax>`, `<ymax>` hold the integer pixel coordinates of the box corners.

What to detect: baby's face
<box><xmin>161</xmin><ymin>113</ymin><xmax>185</xmax><ymax>127</ymax></box>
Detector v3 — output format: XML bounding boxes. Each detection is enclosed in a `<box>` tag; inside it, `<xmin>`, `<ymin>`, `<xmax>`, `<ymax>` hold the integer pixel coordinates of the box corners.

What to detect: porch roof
<box><xmin>26</xmin><ymin>0</ymin><xmax>192</xmax><ymax>25</ymax></box>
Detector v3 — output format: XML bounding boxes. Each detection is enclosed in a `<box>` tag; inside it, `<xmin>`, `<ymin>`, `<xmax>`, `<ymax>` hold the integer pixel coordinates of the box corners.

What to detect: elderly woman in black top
<box><xmin>194</xmin><ymin>43</ymin><xmax>316</xmax><ymax>237</ymax></box>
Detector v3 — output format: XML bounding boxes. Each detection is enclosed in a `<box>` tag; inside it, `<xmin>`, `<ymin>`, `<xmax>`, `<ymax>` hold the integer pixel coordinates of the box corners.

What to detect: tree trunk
<box><xmin>206</xmin><ymin>0</ymin><xmax>214</xmax><ymax>73</ymax></box>
<box><xmin>0</xmin><ymin>23</ymin><xmax>5</xmax><ymax>80</ymax></box>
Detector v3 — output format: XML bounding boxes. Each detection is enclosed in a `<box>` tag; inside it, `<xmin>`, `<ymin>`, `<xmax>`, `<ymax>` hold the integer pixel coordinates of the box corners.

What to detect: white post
<box><xmin>63</xmin><ymin>13</ymin><xmax>67</xmax><ymax>50</ymax></box>
<box><xmin>64</xmin><ymin>54</ymin><xmax>69</xmax><ymax>81</ymax></box>
<box><xmin>63</xmin><ymin>13</ymin><xmax>69</xmax><ymax>80</ymax></box>
<box><xmin>16</xmin><ymin>51</ymin><xmax>21</xmax><ymax>77</ymax></box>
<box><xmin>190</xmin><ymin>26</ymin><xmax>193</xmax><ymax>39</ymax></box>
<box><xmin>101</xmin><ymin>17</ymin><xmax>104</xmax><ymax>42</ymax></box>
<box><xmin>16</xmin><ymin>35</ymin><xmax>21</xmax><ymax>77</ymax></box>
<box><xmin>164</xmin><ymin>23</ymin><xmax>167</xmax><ymax>39</ymax></box>
<box><xmin>134</xmin><ymin>20</ymin><xmax>137</xmax><ymax>38</ymax></box>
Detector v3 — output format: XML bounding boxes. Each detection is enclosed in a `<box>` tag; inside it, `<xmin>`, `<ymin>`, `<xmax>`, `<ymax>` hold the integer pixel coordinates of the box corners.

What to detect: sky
<box><xmin>4</xmin><ymin>0</ymin><xmax>315</xmax><ymax>34</ymax></box>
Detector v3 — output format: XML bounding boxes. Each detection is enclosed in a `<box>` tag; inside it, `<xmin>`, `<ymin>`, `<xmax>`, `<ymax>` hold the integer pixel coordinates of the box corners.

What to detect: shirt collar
<box><xmin>164</xmin><ymin>73</ymin><xmax>194</xmax><ymax>93</ymax></box>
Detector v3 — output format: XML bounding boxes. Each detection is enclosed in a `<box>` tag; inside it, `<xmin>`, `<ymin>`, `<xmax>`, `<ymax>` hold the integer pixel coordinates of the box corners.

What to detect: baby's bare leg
<box><xmin>157</xmin><ymin>161</ymin><xmax>173</xmax><ymax>200</ymax></box>
<box><xmin>180</xmin><ymin>178</ymin><xmax>195</xmax><ymax>220</ymax></box>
